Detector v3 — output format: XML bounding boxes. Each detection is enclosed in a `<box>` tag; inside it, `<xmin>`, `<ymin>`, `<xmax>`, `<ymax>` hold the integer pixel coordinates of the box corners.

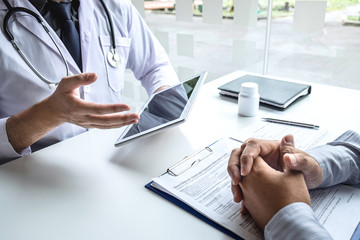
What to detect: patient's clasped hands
<box><xmin>227</xmin><ymin>135</ymin><xmax>323</xmax><ymax>230</ymax></box>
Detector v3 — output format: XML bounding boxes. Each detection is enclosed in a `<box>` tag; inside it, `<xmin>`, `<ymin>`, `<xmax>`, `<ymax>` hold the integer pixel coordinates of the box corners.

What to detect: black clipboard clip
<box><xmin>167</xmin><ymin>140</ymin><xmax>219</xmax><ymax>176</ymax></box>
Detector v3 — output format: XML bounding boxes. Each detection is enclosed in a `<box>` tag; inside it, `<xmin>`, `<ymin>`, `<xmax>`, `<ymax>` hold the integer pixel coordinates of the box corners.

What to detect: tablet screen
<box><xmin>115</xmin><ymin>72</ymin><xmax>207</xmax><ymax>146</ymax></box>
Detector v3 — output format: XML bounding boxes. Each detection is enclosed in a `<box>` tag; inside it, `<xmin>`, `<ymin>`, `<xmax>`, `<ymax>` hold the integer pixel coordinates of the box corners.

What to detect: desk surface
<box><xmin>1</xmin><ymin>71</ymin><xmax>359</xmax><ymax>240</ymax></box>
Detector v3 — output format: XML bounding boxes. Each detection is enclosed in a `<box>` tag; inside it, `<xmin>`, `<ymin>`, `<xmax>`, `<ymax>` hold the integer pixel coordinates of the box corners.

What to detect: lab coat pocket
<box><xmin>100</xmin><ymin>35</ymin><xmax>131</xmax><ymax>92</ymax></box>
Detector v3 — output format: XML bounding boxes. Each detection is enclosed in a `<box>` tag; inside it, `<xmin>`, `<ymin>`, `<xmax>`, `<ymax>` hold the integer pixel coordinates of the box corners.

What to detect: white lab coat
<box><xmin>0</xmin><ymin>0</ymin><xmax>179</xmax><ymax>163</ymax></box>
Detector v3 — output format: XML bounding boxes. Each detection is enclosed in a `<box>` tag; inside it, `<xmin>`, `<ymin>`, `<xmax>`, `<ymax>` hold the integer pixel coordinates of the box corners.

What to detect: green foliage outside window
<box><xmin>193</xmin><ymin>0</ymin><xmax>360</xmax><ymax>20</ymax></box>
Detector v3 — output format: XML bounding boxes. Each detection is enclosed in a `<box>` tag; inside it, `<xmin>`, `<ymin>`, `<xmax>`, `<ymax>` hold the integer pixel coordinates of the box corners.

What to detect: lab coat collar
<box><xmin>10</xmin><ymin>0</ymin><xmax>81</xmax><ymax>73</ymax></box>
<box><xmin>0</xmin><ymin>0</ymin><xmax>44</xmax><ymax>10</ymax></box>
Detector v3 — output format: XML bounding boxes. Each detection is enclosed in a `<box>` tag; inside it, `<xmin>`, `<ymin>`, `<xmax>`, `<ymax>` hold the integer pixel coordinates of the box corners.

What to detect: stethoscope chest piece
<box><xmin>107</xmin><ymin>49</ymin><xmax>121</xmax><ymax>68</ymax></box>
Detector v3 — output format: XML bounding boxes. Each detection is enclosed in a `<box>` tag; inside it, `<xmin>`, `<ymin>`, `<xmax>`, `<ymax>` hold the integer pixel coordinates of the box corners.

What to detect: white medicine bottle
<box><xmin>238</xmin><ymin>82</ymin><xmax>260</xmax><ymax>117</ymax></box>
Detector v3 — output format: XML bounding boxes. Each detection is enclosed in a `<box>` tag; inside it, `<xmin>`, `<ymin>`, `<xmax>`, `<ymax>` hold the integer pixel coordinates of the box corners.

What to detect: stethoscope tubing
<box><xmin>1</xmin><ymin>0</ymin><xmax>117</xmax><ymax>88</ymax></box>
<box><xmin>3</xmin><ymin>7</ymin><xmax>42</xmax><ymax>41</ymax></box>
<box><xmin>99</xmin><ymin>0</ymin><xmax>116</xmax><ymax>52</ymax></box>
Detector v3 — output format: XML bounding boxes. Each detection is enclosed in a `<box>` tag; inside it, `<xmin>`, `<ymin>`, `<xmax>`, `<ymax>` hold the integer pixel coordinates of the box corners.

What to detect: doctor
<box><xmin>0</xmin><ymin>0</ymin><xmax>179</xmax><ymax>163</ymax></box>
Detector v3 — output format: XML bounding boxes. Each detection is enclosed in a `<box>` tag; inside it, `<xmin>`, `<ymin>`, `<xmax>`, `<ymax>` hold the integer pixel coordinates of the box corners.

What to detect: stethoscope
<box><xmin>2</xmin><ymin>0</ymin><xmax>121</xmax><ymax>89</ymax></box>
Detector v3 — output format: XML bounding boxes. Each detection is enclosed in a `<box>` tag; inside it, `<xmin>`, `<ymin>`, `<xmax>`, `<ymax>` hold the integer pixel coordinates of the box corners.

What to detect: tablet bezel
<box><xmin>114</xmin><ymin>72</ymin><xmax>207</xmax><ymax>147</ymax></box>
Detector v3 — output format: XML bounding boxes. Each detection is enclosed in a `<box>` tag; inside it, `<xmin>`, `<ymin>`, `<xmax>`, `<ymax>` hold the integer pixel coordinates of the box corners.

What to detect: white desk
<box><xmin>1</xmin><ymin>71</ymin><xmax>359</xmax><ymax>240</ymax></box>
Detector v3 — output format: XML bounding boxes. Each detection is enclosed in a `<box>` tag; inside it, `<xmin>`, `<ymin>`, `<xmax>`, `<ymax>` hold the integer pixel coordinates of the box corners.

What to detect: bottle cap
<box><xmin>240</xmin><ymin>82</ymin><xmax>258</xmax><ymax>95</ymax></box>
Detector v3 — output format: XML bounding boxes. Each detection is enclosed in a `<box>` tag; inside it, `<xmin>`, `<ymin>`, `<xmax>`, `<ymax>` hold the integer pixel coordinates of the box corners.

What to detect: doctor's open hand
<box><xmin>48</xmin><ymin>73</ymin><xmax>140</xmax><ymax>129</ymax></box>
<box><xmin>6</xmin><ymin>73</ymin><xmax>140</xmax><ymax>153</ymax></box>
<box><xmin>227</xmin><ymin>135</ymin><xmax>323</xmax><ymax>207</ymax></box>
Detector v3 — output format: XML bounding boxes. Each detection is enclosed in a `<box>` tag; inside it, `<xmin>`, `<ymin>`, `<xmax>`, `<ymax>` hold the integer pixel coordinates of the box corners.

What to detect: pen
<box><xmin>261</xmin><ymin>117</ymin><xmax>320</xmax><ymax>129</ymax></box>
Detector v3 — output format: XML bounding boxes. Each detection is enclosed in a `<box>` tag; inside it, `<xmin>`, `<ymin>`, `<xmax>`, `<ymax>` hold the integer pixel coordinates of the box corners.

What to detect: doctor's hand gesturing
<box><xmin>48</xmin><ymin>73</ymin><xmax>140</xmax><ymax>129</ymax></box>
<box><xmin>6</xmin><ymin>73</ymin><xmax>140</xmax><ymax>153</ymax></box>
<box><xmin>227</xmin><ymin>135</ymin><xmax>323</xmax><ymax>210</ymax></box>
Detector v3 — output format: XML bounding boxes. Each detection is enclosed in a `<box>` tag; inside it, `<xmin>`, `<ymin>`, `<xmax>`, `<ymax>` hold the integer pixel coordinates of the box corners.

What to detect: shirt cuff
<box><xmin>0</xmin><ymin>118</ymin><xmax>31</xmax><ymax>164</ymax></box>
<box><xmin>264</xmin><ymin>202</ymin><xmax>332</xmax><ymax>240</ymax></box>
<box><xmin>306</xmin><ymin>145</ymin><xmax>338</xmax><ymax>188</ymax></box>
<box><xmin>306</xmin><ymin>130</ymin><xmax>360</xmax><ymax>188</ymax></box>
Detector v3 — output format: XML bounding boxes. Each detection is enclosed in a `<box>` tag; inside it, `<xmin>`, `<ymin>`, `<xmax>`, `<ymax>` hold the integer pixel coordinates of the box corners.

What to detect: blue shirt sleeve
<box><xmin>265</xmin><ymin>130</ymin><xmax>360</xmax><ymax>239</ymax></box>
<box><xmin>306</xmin><ymin>130</ymin><xmax>360</xmax><ymax>188</ymax></box>
<box><xmin>264</xmin><ymin>202</ymin><xmax>333</xmax><ymax>240</ymax></box>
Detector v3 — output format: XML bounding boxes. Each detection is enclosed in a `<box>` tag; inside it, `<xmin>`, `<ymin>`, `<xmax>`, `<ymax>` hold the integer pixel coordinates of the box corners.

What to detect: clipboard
<box><xmin>145</xmin><ymin>181</ymin><xmax>243</xmax><ymax>240</ymax></box>
<box><xmin>145</xmin><ymin>138</ymin><xmax>360</xmax><ymax>240</ymax></box>
<box><xmin>145</xmin><ymin>138</ymin><xmax>244</xmax><ymax>240</ymax></box>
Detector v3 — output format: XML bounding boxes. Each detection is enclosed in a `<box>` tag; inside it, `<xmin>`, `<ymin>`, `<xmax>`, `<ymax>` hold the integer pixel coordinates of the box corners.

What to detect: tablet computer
<box><xmin>114</xmin><ymin>72</ymin><xmax>207</xmax><ymax>147</ymax></box>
